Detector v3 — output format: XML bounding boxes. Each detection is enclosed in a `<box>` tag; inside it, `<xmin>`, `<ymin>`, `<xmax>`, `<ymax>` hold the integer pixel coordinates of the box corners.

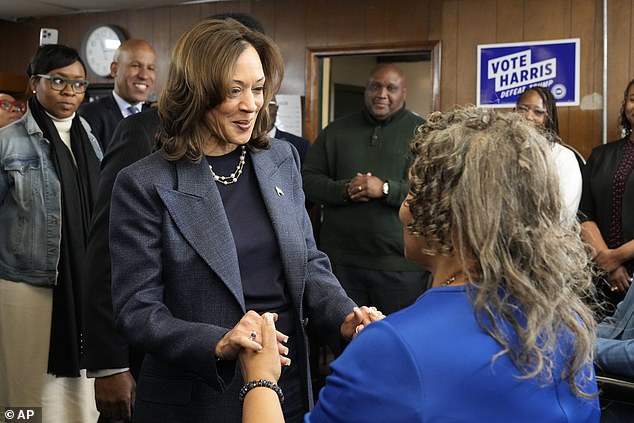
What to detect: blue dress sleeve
<box><xmin>305</xmin><ymin>320</ymin><xmax>425</xmax><ymax>423</ymax></box>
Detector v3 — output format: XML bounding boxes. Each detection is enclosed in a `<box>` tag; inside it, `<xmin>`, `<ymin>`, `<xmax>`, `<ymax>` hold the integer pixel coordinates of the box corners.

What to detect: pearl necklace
<box><xmin>208</xmin><ymin>146</ymin><xmax>246</xmax><ymax>185</ymax></box>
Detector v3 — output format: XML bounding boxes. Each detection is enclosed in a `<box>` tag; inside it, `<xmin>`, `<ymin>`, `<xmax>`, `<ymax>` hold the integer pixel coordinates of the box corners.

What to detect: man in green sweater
<box><xmin>302</xmin><ymin>63</ymin><xmax>429</xmax><ymax>315</ymax></box>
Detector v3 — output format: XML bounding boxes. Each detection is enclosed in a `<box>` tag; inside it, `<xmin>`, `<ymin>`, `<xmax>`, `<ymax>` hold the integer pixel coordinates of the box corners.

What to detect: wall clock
<box><xmin>82</xmin><ymin>25</ymin><xmax>127</xmax><ymax>78</ymax></box>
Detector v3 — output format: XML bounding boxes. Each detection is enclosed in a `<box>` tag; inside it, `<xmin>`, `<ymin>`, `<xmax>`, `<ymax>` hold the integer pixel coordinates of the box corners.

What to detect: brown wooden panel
<box><xmin>365</xmin><ymin>0</ymin><xmax>387</xmax><ymax>44</ymax></box>
<box><xmin>496</xmin><ymin>0</ymin><xmax>524</xmax><ymax>42</ymax></box>
<box><xmin>169</xmin><ymin>4</ymin><xmax>200</xmax><ymax>46</ymax></box>
<box><xmin>455</xmin><ymin>0</ymin><xmax>496</xmax><ymax>105</ymax></box>
<box><xmin>127</xmin><ymin>8</ymin><xmax>155</xmax><ymax>42</ymax></box>
<box><xmin>523</xmin><ymin>0</ymin><xmax>568</xmax><ymax>40</ymax></box>
<box><xmin>56</xmin><ymin>15</ymin><xmax>81</xmax><ymax>50</ymax></box>
<box><xmin>215</xmin><ymin>0</ymin><xmax>251</xmax><ymax>15</ymax></box>
<box><xmin>251</xmin><ymin>0</ymin><xmax>277</xmax><ymax>35</ymax></box>
<box><xmin>304</xmin><ymin>0</ymin><xmax>329</xmax><ymax>47</ymax></box>
<box><xmin>441</xmin><ymin>0</ymin><xmax>459</xmax><ymax>110</ymax></box>
<box><xmin>385</xmin><ymin>0</ymin><xmax>429</xmax><ymax>43</ymax></box>
<box><xmin>588</xmin><ymin>0</ymin><xmax>604</xmax><ymax>155</ymax></box>
<box><xmin>327</xmin><ymin>0</ymin><xmax>365</xmax><ymax>45</ymax></box>
<box><xmin>607</xmin><ymin>0</ymin><xmax>631</xmax><ymax>142</ymax></box>
<box><xmin>0</xmin><ymin>73</ymin><xmax>29</xmax><ymax>96</ymax></box>
<box><xmin>12</xmin><ymin>20</ymin><xmax>39</xmax><ymax>73</ymax></box>
<box><xmin>199</xmin><ymin>2</ymin><xmax>219</xmax><ymax>19</ymax></box>
<box><xmin>428</xmin><ymin>0</ymin><xmax>443</xmax><ymax>40</ymax></box>
<box><xmin>151</xmin><ymin>6</ymin><xmax>172</xmax><ymax>95</ymax></box>
<box><xmin>273</xmin><ymin>0</ymin><xmax>306</xmax><ymax>95</ymax></box>
<box><xmin>565</xmin><ymin>0</ymin><xmax>598</xmax><ymax>156</ymax></box>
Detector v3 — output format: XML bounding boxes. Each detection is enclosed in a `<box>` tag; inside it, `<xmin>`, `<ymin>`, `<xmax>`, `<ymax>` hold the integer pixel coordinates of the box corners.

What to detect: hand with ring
<box><xmin>607</xmin><ymin>265</ymin><xmax>631</xmax><ymax>295</ymax></box>
<box><xmin>346</xmin><ymin>172</ymin><xmax>384</xmax><ymax>202</ymax></box>
<box><xmin>214</xmin><ymin>311</ymin><xmax>290</xmax><ymax>365</ymax></box>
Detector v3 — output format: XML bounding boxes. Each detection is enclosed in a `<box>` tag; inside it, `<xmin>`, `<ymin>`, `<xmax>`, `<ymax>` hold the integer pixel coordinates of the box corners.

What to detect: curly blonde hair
<box><xmin>408</xmin><ymin>106</ymin><xmax>596</xmax><ymax>397</ymax></box>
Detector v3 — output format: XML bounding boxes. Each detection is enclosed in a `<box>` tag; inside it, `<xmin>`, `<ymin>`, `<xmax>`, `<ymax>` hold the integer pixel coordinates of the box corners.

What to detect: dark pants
<box><xmin>332</xmin><ymin>264</ymin><xmax>430</xmax><ymax>315</ymax></box>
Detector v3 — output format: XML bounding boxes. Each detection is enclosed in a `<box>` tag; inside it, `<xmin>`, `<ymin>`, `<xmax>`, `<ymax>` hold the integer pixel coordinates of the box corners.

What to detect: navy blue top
<box><xmin>206</xmin><ymin>148</ymin><xmax>293</xmax><ymax>337</ymax></box>
<box><xmin>305</xmin><ymin>285</ymin><xmax>600</xmax><ymax>423</ymax></box>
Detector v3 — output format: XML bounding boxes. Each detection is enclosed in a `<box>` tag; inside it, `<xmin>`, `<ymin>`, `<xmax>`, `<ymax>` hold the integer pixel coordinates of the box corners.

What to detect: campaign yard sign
<box><xmin>477</xmin><ymin>38</ymin><xmax>579</xmax><ymax>107</ymax></box>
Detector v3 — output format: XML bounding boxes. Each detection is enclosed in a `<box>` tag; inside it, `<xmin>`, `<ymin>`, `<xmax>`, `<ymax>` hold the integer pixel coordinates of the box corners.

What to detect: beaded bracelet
<box><xmin>239</xmin><ymin>379</ymin><xmax>285</xmax><ymax>403</ymax></box>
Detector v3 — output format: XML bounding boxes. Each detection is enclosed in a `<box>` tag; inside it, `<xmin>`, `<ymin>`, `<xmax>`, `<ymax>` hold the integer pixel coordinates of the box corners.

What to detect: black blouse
<box><xmin>579</xmin><ymin>136</ymin><xmax>634</xmax><ymax>245</ymax></box>
<box><xmin>206</xmin><ymin>148</ymin><xmax>294</xmax><ymax>338</ymax></box>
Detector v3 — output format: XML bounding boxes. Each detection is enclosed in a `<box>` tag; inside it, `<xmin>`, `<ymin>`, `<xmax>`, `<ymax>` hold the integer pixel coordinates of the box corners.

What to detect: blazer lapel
<box><xmin>155</xmin><ymin>159</ymin><xmax>245</xmax><ymax>310</ymax></box>
<box><xmin>251</xmin><ymin>148</ymin><xmax>306</xmax><ymax>311</ymax></box>
<box><xmin>107</xmin><ymin>94</ymin><xmax>125</xmax><ymax>120</ymax></box>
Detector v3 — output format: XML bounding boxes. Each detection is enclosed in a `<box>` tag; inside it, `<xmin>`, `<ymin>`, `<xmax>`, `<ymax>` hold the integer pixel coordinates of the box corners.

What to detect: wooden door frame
<box><xmin>304</xmin><ymin>41</ymin><xmax>441</xmax><ymax>142</ymax></box>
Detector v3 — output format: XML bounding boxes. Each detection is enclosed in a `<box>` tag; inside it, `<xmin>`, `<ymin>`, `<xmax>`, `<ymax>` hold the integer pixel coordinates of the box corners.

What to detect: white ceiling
<box><xmin>0</xmin><ymin>0</ymin><xmax>224</xmax><ymax>21</ymax></box>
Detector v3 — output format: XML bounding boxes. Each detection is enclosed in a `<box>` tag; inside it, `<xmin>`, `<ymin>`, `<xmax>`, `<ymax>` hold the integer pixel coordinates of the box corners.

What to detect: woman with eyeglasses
<box><xmin>0</xmin><ymin>93</ymin><xmax>26</xmax><ymax>128</ymax></box>
<box><xmin>0</xmin><ymin>44</ymin><xmax>101</xmax><ymax>421</ymax></box>
<box><xmin>579</xmin><ymin>78</ymin><xmax>634</xmax><ymax>310</ymax></box>
<box><xmin>515</xmin><ymin>86</ymin><xmax>582</xmax><ymax>225</ymax></box>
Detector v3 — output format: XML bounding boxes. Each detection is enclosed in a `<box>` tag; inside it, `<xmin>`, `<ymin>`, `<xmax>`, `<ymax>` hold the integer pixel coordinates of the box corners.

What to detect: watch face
<box><xmin>83</xmin><ymin>26</ymin><xmax>124</xmax><ymax>78</ymax></box>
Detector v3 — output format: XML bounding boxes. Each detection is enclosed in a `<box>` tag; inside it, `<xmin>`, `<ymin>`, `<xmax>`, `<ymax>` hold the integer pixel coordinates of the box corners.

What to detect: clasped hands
<box><xmin>219</xmin><ymin>306</ymin><xmax>384</xmax><ymax>367</ymax></box>
<box><xmin>236</xmin><ymin>306</ymin><xmax>384</xmax><ymax>385</ymax></box>
<box><xmin>345</xmin><ymin>173</ymin><xmax>385</xmax><ymax>202</ymax></box>
<box><xmin>595</xmin><ymin>248</ymin><xmax>631</xmax><ymax>294</ymax></box>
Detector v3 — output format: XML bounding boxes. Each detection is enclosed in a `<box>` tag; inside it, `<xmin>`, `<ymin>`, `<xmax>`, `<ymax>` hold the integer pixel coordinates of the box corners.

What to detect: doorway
<box><xmin>305</xmin><ymin>41</ymin><xmax>441</xmax><ymax>141</ymax></box>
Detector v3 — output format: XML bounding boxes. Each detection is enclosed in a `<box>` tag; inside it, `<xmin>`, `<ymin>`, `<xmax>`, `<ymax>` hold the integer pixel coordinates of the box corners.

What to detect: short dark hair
<box><xmin>27</xmin><ymin>44</ymin><xmax>86</xmax><ymax>77</ymax></box>
<box><xmin>207</xmin><ymin>12</ymin><xmax>265</xmax><ymax>34</ymax></box>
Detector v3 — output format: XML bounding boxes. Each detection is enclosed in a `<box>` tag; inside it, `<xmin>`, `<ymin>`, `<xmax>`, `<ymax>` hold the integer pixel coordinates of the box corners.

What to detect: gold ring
<box><xmin>358</xmin><ymin>186</ymin><xmax>362</xmax><ymax>192</ymax></box>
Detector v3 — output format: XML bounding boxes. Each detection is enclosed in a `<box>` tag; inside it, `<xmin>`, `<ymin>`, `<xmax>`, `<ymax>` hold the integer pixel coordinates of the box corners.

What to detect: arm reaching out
<box><xmin>239</xmin><ymin>313</ymin><xmax>285</xmax><ymax>423</ymax></box>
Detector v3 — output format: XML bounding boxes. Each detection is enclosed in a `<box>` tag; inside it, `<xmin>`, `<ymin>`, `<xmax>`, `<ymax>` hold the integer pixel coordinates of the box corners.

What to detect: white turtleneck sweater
<box><xmin>46</xmin><ymin>111</ymin><xmax>76</xmax><ymax>163</ymax></box>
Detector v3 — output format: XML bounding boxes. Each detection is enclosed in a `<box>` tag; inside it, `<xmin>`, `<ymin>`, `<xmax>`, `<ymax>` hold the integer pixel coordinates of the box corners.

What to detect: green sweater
<box><xmin>302</xmin><ymin>107</ymin><xmax>424</xmax><ymax>271</ymax></box>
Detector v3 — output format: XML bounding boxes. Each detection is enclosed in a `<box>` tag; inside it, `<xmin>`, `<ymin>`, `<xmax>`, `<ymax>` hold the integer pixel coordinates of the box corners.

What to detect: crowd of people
<box><xmin>0</xmin><ymin>11</ymin><xmax>633</xmax><ymax>423</ymax></box>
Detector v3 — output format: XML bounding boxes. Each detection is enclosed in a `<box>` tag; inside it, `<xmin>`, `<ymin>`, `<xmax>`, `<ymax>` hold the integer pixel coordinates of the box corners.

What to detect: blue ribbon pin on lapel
<box><xmin>275</xmin><ymin>186</ymin><xmax>284</xmax><ymax>196</ymax></box>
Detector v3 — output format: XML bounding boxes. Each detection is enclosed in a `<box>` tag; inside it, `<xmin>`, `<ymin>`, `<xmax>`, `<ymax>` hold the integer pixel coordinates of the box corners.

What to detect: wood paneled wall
<box><xmin>0</xmin><ymin>0</ymin><xmax>632</xmax><ymax>156</ymax></box>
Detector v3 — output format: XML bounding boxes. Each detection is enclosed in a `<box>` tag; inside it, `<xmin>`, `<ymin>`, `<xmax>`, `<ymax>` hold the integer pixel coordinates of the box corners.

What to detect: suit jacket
<box><xmin>596</xmin><ymin>285</ymin><xmax>634</xmax><ymax>377</ymax></box>
<box><xmin>273</xmin><ymin>127</ymin><xmax>310</xmax><ymax>164</ymax></box>
<box><xmin>82</xmin><ymin>108</ymin><xmax>160</xmax><ymax>377</ymax></box>
<box><xmin>109</xmin><ymin>139</ymin><xmax>356</xmax><ymax>423</ymax></box>
<box><xmin>79</xmin><ymin>93</ymin><xmax>150</xmax><ymax>151</ymax></box>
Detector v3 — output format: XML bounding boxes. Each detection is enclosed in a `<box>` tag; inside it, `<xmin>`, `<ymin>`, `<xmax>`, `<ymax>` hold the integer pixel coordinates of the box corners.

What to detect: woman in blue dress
<box><xmin>239</xmin><ymin>106</ymin><xmax>600</xmax><ymax>423</ymax></box>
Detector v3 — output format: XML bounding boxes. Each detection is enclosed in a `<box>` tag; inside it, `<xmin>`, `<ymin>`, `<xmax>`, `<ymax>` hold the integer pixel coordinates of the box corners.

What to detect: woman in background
<box><xmin>0</xmin><ymin>45</ymin><xmax>101</xmax><ymax>422</ymax></box>
<box><xmin>580</xmin><ymin>78</ymin><xmax>634</xmax><ymax>309</ymax></box>
<box><xmin>240</xmin><ymin>107</ymin><xmax>600</xmax><ymax>422</ymax></box>
<box><xmin>515</xmin><ymin>86</ymin><xmax>583</xmax><ymax>224</ymax></box>
<box><xmin>0</xmin><ymin>93</ymin><xmax>25</xmax><ymax>128</ymax></box>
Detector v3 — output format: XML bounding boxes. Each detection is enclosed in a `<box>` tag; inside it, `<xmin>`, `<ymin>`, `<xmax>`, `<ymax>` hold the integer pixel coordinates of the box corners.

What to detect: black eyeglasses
<box><xmin>36</xmin><ymin>74</ymin><xmax>89</xmax><ymax>94</ymax></box>
<box><xmin>516</xmin><ymin>104</ymin><xmax>548</xmax><ymax>118</ymax></box>
<box><xmin>0</xmin><ymin>99</ymin><xmax>26</xmax><ymax>113</ymax></box>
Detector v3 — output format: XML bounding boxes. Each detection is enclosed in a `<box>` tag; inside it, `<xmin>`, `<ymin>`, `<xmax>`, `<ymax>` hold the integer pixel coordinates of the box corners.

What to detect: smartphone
<box><xmin>39</xmin><ymin>28</ymin><xmax>59</xmax><ymax>46</ymax></box>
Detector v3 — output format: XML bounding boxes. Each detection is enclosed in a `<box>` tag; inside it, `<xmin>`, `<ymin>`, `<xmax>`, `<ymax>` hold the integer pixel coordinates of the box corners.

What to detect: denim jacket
<box><xmin>0</xmin><ymin>109</ymin><xmax>102</xmax><ymax>286</ymax></box>
<box><xmin>595</xmin><ymin>285</ymin><xmax>634</xmax><ymax>377</ymax></box>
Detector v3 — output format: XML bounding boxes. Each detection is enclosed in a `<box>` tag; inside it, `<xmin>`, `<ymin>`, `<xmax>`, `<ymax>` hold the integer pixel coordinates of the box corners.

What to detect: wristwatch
<box><xmin>382</xmin><ymin>181</ymin><xmax>389</xmax><ymax>197</ymax></box>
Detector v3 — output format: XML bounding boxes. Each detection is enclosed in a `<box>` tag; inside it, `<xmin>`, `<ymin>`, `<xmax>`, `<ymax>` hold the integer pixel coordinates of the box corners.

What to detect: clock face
<box><xmin>83</xmin><ymin>26</ymin><xmax>125</xmax><ymax>78</ymax></box>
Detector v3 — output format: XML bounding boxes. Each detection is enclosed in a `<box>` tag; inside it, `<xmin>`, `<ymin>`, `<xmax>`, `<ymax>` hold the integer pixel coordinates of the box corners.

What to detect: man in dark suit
<box><xmin>79</xmin><ymin>39</ymin><xmax>156</xmax><ymax>151</ymax></box>
<box><xmin>82</xmin><ymin>109</ymin><xmax>160</xmax><ymax>422</ymax></box>
<box><xmin>267</xmin><ymin>95</ymin><xmax>310</xmax><ymax>164</ymax></box>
